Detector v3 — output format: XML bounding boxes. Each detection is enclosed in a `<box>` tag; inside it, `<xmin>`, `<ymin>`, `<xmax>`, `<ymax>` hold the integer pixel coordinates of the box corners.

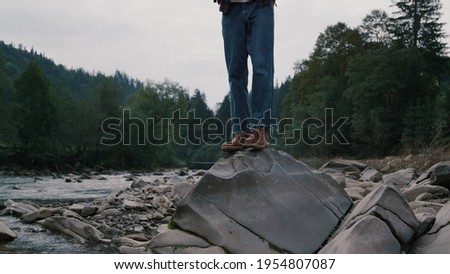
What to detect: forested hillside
<box><xmin>282</xmin><ymin>0</ymin><xmax>450</xmax><ymax>158</ymax></box>
<box><xmin>0</xmin><ymin>0</ymin><xmax>449</xmax><ymax>171</ymax></box>
<box><xmin>0</xmin><ymin>41</ymin><xmax>224</xmax><ymax>170</ymax></box>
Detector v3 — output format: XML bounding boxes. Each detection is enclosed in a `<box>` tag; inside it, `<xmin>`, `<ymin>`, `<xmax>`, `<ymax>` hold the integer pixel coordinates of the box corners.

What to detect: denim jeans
<box><xmin>222</xmin><ymin>1</ymin><xmax>274</xmax><ymax>134</ymax></box>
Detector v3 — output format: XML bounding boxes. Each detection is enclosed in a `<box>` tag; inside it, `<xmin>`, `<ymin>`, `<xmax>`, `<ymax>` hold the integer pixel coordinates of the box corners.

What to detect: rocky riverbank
<box><xmin>0</xmin><ymin>169</ymin><xmax>203</xmax><ymax>252</ymax></box>
<box><xmin>1</xmin><ymin>149</ymin><xmax>449</xmax><ymax>254</ymax></box>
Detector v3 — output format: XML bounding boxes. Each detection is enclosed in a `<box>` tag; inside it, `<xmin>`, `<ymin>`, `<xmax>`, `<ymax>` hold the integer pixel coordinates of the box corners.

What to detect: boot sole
<box><xmin>221</xmin><ymin>146</ymin><xmax>244</xmax><ymax>152</ymax></box>
<box><xmin>243</xmin><ymin>143</ymin><xmax>269</xmax><ymax>150</ymax></box>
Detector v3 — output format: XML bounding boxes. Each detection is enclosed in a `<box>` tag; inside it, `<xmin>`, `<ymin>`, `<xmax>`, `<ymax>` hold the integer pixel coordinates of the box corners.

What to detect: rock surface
<box><xmin>159</xmin><ymin>149</ymin><xmax>353</xmax><ymax>254</ymax></box>
<box><xmin>415</xmin><ymin>162</ymin><xmax>450</xmax><ymax>189</ymax></box>
<box><xmin>38</xmin><ymin>216</ymin><xmax>106</xmax><ymax>243</ymax></box>
<box><xmin>383</xmin><ymin>168</ymin><xmax>416</xmax><ymax>189</ymax></box>
<box><xmin>0</xmin><ymin>221</ymin><xmax>17</xmax><ymax>242</ymax></box>
<box><xmin>409</xmin><ymin>201</ymin><xmax>450</xmax><ymax>253</ymax></box>
<box><xmin>319</xmin><ymin>185</ymin><xmax>419</xmax><ymax>254</ymax></box>
<box><xmin>1</xmin><ymin>151</ymin><xmax>449</xmax><ymax>254</ymax></box>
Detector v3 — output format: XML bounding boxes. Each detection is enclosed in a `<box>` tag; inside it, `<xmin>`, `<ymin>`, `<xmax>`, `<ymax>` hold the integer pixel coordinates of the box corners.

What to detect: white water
<box><xmin>0</xmin><ymin>171</ymin><xmax>182</xmax><ymax>254</ymax></box>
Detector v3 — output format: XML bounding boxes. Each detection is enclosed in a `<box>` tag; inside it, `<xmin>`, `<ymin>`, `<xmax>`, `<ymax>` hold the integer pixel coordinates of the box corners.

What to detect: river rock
<box><xmin>413</xmin><ymin>207</ymin><xmax>438</xmax><ymax>222</ymax></box>
<box><xmin>170</xmin><ymin>149</ymin><xmax>352</xmax><ymax>254</ymax></box>
<box><xmin>415</xmin><ymin>162</ymin><xmax>450</xmax><ymax>189</ymax></box>
<box><xmin>345</xmin><ymin>187</ymin><xmax>365</xmax><ymax>201</ymax></box>
<box><xmin>320</xmin><ymin>159</ymin><xmax>367</xmax><ymax>173</ymax></box>
<box><xmin>38</xmin><ymin>216</ymin><xmax>106</xmax><ymax>243</ymax></box>
<box><xmin>3</xmin><ymin>200</ymin><xmax>38</xmax><ymax>217</ymax></box>
<box><xmin>81</xmin><ymin>206</ymin><xmax>98</xmax><ymax>217</ymax></box>
<box><xmin>152</xmin><ymin>196</ymin><xmax>172</xmax><ymax>210</ymax></box>
<box><xmin>112</xmin><ymin>236</ymin><xmax>149</xmax><ymax>247</ymax></box>
<box><xmin>401</xmin><ymin>185</ymin><xmax>449</xmax><ymax>202</ymax></box>
<box><xmin>123</xmin><ymin>200</ymin><xmax>145</xmax><ymax>211</ymax></box>
<box><xmin>62</xmin><ymin>209</ymin><xmax>83</xmax><ymax>220</ymax></box>
<box><xmin>409</xmin><ymin>201</ymin><xmax>450</xmax><ymax>253</ymax></box>
<box><xmin>319</xmin><ymin>215</ymin><xmax>401</xmax><ymax>254</ymax></box>
<box><xmin>360</xmin><ymin>168</ymin><xmax>382</xmax><ymax>182</ymax></box>
<box><xmin>21</xmin><ymin>207</ymin><xmax>53</xmax><ymax>223</ymax></box>
<box><xmin>0</xmin><ymin>221</ymin><xmax>17</xmax><ymax>242</ymax></box>
<box><xmin>153</xmin><ymin>185</ymin><xmax>173</xmax><ymax>194</ymax></box>
<box><xmin>328</xmin><ymin>173</ymin><xmax>346</xmax><ymax>188</ymax></box>
<box><xmin>68</xmin><ymin>203</ymin><xmax>85</xmax><ymax>214</ymax></box>
<box><xmin>166</xmin><ymin>176</ymin><xmax>186</xmax><ymax>185</ymax></box>
<box><xmin>144</xmin><ymin>229</ymin><xmax>216</xmax><ymax>254</ymax></box>
<box><xmin>131</xmin><ymin>179</ymin><xmax>148</xmax><ymax>189</ymax></box>
<box><xmin>147</xmin><ymin>229</ymin><xmax>211</xmax><ymax>251</ymax></box>
<box><xmin>320</xmin><ymin>185</ymin><xmax>419</xmax><ymax>253</ymax></box>
<box><xmin>119</xmin><ymin>246</ymin><xmax>147</xmax><ymax>254</ymax></box>
<box><xmin>408</xmin><ymin>201</ymin><xmax>444</xmax><ymax>212</ymax></box>
<box><xmin>153</xmin><ymin>246</ymin><xmax>227</xmax><ymax>254</ymax></box>
<box><xmin>171</xmin><ymin>183</ymin><xmax>195</xmax><ymax>198</ymax></box>
<box><xmin>383</xmin><ymin>168</ymin><xmax>416</xmax><ymax>189</ymax></box>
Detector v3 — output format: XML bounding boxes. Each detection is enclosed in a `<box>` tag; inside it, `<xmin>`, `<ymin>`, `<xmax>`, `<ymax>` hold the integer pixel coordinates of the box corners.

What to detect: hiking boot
<box><xmin>221</xmin><ymin>132</ymin><xmax>251</xmax><ymax>152</ymax></box>
<box><xmin>244</xmin><ymin>127</ymin><xmax>269</xmax><ymax>149</ymax></box>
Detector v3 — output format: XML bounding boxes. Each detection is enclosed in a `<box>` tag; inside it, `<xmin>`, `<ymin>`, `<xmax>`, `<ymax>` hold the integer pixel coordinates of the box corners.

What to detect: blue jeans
<box><xmin>222</xmin><ymin>1</ymin><xmax>274</xmax><ymax>134</ymax></box>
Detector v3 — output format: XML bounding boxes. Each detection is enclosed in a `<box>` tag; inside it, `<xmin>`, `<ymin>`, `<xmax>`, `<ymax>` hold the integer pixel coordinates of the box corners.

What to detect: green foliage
<box><xmin>283</xmin><ymin>23</ymin><xmax>363</xmax><ymax>157</ymax></box>
<box><xmin>345</xmin><ymin>47</ymin><xmax>438</xmax><ymax>154</ymax></box>
<box><xmin>391</xmin><ymin>0</ymin><xmax>447</xmax><ymax>56</ymax></box>
<box><xmin>359</xmin><ymin>10</ymin><xmax>393</xmax><ymax>46</ymax></box>
<box><xmin>282</xmin><ymin>1</ymin><xmax>448</xmax><ymax>157</ymax></box>
<box><xmin>215</xmin><ymin>94</ymin><xmax>232</xmax><ymax>141</ymax></box>
<box><xmin>12</xmin><ymin>61</ymin><xmax>57</xmax><ymax>165</ymax></box>
<box><xmin>0</xmin><ymin>42</ymin><xmax>220</xmax><ymax>170</ymax></box>
<box><xmin>122</xmin><ymin>80</ymin><xmax>192</xmax><ymax>168</ymax></box>
<box><xmin>2</xmin><ymin>0</ymin><xmax>449</xmax><ymax>169</ymax></box>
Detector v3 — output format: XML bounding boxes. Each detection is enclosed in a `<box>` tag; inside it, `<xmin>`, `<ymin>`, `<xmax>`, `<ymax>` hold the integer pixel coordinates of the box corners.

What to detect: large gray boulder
<box><xmin>410</xmin><ymin>201</ymin><xmax>450</xmax><ymax>253</ymax></box>
<box><xmin>415</xmin><ymin>162</ymin><xmax>450</xmax><ymax>190</ymax></box>
<box><xmin>319</xmin><ymin>185</ymin><xmax>419</xmax><ymax>254</ymax></box>
<box><xmin>38</xmin><ymin>216</ymin><xmax>106</xmax><ymax>243</ymax></box>
<box><xmin>166</xmin><ymin>149</ymin><xmax>352</xmax><ymax>254</ymax></box>
<box><xmin>0</xmin><ymin>221</ymin><xmax>17</xmax><ymax>242</ymax></box>
<box><xmin>319</xmin><ymin>216</ymin><xmax>401</xmax><ymax>254</ymax></box>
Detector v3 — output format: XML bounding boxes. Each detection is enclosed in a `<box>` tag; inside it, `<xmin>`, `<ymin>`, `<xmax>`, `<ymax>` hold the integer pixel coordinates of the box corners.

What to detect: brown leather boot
<box><xmin>221</xmin><ymin>132</ymin><xmax>250</xmax><ymax>152</ymax></box>
<box><xmin>244</xmin><ymin>127</ymin><xmax>269</xmax><ymax>149</ymax></box>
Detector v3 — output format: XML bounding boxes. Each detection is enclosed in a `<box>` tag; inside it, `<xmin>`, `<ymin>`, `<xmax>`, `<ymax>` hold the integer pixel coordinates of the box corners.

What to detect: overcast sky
<box><xmin>1</xmin><ymin>0</ymin><xmax>449</xmax><ymax>109</ymax></box>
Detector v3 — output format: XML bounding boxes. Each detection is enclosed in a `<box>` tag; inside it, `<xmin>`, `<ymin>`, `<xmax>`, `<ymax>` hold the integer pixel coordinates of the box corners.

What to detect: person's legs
<box><xmin>221</xmin><ymin>2</ymin><xmax>274</xmax><ymax>151</ymax></box>
<box><xmin>222</xmin><ymin>4</ymin><xmax>251</xmax><ymax>135</ymax></box>
<box><xmin>248</xmin><ymin>1</ymin><xmax>274</xmax><ymax>129</ymax></box>
<box><xmin>244</xmin><ymin>1</ymin><xmax>274</xmax><ymax>149</ymax></box>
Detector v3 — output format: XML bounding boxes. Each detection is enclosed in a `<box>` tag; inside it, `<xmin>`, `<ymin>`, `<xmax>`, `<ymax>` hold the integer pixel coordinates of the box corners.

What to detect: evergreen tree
<box><xmin>123</xmin><ymin>80</ymin><xmax>190</xmax><ymax>168</ymax></box>
<box><xmin>283</xmin><ymin>23</ymin><xmax>363</xmax><ymax>156</ymax></box>
<box><xmin>391</xmin><ymin>0</ymin><xmax>447</xmax><ymax>56</ymax></box>
<box><xmin>184</xmin><ymin>89</ymin><xmax>218</xmax><ymax>162</ymax></box>
<box><xmin>12</xmin><ymin>61</ymin><xmax>57</xmax><ymax>165</ymax></box>
<box><xmin>0</xmin><ymin>52</ymin><xmax>11</xmax><ymax>151</ymax></box>
<box><xmin>359</xmin><ymin>9</ymin><xmax>393</xmax><ymax>46</ymax></box>
<box><xmin>215</xmin><ymin>94</ymin><xmax>232</xmax><ymax>141</ymax></box>
<box><xmin>273</xmin><ymin>77</ymin><xmax>291</xmax><ymax>120</ymax></box>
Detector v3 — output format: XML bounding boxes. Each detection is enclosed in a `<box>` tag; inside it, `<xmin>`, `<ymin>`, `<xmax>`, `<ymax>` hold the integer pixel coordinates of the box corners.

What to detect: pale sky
<box><xmin>1</xmin><ymin>0</ymin><xmax>449</xmax><ymax>109</ymax></box>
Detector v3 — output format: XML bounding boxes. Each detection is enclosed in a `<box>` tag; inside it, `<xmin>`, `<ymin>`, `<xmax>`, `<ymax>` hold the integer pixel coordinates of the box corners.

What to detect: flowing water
<box><xmin>0</xmin><ymin>173</ymin><xmax>159</xmax><ymax>254</ymax></box>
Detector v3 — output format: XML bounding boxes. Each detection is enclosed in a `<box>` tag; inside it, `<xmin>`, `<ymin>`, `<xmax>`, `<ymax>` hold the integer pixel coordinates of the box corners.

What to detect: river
<box><xmin>0</xmin><ymin>172</ymin><xmax>165</xmax><ymax>254</ymax></box>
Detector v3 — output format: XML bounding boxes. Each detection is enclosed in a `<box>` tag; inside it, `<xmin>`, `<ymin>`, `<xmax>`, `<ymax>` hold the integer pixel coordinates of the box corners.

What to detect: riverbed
<box><xmin>0</xmin><ymin>171</ymin><xmax>182</xmax><ymax>254</ymax></box>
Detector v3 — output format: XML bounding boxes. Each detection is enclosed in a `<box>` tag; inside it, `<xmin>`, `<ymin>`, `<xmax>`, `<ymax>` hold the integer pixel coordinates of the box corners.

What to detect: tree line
<box><xmin>0</xmin><ymin>0</ymin><xmax>449</xmax><ymax>171</ymax></box>
<box><xmin>0</xmin><ymin>42</ymin><xmax>228</xmax><ymax>170</ymax></box>
<box><xmin>281</xmin><ymin>0</ymin><xmax>449</xmax><ymax>158</ymax></box>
